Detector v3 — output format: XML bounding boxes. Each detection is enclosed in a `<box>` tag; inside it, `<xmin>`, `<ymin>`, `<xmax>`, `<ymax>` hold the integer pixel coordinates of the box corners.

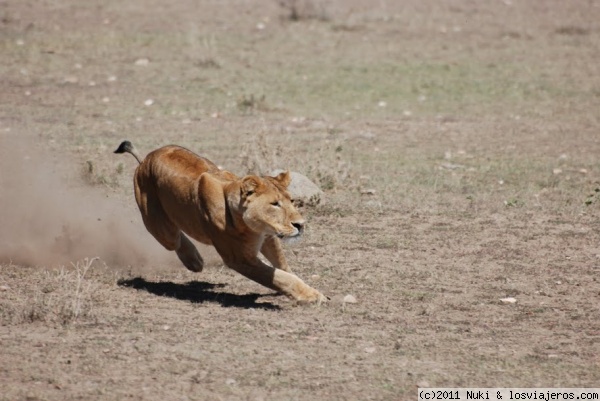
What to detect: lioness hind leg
<box><xmin>136</xmin><ymin>189</ymin><xmax>204</xmax><ymax>272</ymax></box>
<box><xmin>175</xmin><ymin>234</ymin><xmax>204</xmax><ymax>272</ymax></box>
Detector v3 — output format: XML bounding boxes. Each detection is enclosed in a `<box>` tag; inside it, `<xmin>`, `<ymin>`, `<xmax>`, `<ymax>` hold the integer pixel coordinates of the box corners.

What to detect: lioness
<box><xmin>115</xmin><ymin>141</ymin><xmax>326</xmax><ymax>304</ymax></box>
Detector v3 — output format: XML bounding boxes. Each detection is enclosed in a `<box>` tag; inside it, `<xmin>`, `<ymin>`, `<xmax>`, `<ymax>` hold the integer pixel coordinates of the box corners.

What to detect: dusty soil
<box><xmin>1</xmin><ymin>1</ymin><xmax>600</xmax><ymax>400</ymax></box>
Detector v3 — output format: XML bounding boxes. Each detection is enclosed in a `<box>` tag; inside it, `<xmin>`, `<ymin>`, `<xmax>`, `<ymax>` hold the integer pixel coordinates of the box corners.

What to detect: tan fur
<box><xmin>116</xmin><ymin>142</ymin><xmax>326</xmax><ymax>304</ymax></box>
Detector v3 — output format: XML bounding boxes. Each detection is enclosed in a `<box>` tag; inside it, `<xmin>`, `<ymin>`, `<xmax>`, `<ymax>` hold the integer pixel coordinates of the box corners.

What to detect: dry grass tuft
<box><xmin>1</xmin><ymin>258</ymin><xmax>100</xmax><ymax>326</ymax></box>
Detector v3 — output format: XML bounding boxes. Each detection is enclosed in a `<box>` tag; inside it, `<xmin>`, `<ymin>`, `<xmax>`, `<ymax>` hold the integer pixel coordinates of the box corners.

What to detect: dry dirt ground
<box><xmin>1</xmin><ymin>1</ymin><xmax>600</xmax><ymax>400</ymax></box>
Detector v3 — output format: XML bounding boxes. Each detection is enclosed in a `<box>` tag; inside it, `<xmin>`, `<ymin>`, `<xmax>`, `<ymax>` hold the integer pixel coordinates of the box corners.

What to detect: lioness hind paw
<box><xmin>176</xmin><ymin>252</ymin><xmax>204</xmax><ymax>272</ymax></box>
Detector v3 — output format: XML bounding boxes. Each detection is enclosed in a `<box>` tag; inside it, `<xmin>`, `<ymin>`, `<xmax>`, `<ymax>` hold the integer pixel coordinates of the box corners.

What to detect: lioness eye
<box><xmin>271</xmin><ymin>201</ymin><xmax>281</xmax><ymax>207</ymax></box>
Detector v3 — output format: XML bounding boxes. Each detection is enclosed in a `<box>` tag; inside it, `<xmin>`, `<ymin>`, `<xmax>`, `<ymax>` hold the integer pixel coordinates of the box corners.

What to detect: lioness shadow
<box><xmin>117</xmin><ymin>277</ymin><xmax>281</xmax><ymax>310</ymax></box>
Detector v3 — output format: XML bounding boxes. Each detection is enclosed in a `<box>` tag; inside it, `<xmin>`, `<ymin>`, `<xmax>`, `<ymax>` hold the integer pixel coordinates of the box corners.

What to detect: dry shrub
<box><xmin>277</xmin><ymin>0</ymin><xmax>330</xmax><ymax>22</ymax></box>
<box><xmin>239</xmin><ymin>132</ymin><xmax>354</xmax><ymax>192</ymax></box>
<box><xmin>2</xmin><ymin>258</ymin><xmax>100</xmax><ymax>326</ymax></box>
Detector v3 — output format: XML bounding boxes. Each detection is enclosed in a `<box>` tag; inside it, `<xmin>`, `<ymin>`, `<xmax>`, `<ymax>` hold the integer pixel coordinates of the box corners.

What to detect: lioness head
<box><xmin>240</xmin><ymin>171</ymin><xmax>305</xmax><ymax>240</ymax></box>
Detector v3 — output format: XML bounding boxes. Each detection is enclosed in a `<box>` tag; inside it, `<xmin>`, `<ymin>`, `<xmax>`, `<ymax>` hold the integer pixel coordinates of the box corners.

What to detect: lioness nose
<box><xmin>292</xmin><ymin>221</ymin><xmax>304</xmax><ymax>234</ymax></box>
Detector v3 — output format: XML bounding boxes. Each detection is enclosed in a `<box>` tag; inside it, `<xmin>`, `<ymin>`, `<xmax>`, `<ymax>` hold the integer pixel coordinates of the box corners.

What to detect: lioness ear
<box><xmin>241</xmin><ymin>176</ymin><xmax>261</xmax><ymax>197</ymax></box>
<box><xmin>275</xmin><ymin>170</ymin><xmax>291</xmax><ymax>188</ymax></box>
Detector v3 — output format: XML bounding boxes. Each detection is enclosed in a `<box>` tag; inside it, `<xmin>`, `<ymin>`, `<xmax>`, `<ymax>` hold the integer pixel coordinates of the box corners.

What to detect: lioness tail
<box><xmin>114</xmin><ymin>140</ymin><xmax>142</xmax><ymax>164</ymax></box>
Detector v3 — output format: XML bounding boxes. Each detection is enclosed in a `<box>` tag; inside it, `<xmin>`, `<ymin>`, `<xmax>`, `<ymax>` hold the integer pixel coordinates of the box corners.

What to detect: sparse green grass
<box><xmin>2</xmin><ymin>1</ymin><xmax>600</xmax><ymax>400</ymax></box>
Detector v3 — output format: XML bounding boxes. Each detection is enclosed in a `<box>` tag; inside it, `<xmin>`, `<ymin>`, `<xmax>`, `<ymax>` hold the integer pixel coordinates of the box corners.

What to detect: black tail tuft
<box><xmin>114</xmin><ymin>140</ymin><xmax>134</xmax><ymax>154</ymax></box>
<box><xmin>114</xmin><ymin>140</ymin><xmax>142</xmax><ymax>164</ymax></box>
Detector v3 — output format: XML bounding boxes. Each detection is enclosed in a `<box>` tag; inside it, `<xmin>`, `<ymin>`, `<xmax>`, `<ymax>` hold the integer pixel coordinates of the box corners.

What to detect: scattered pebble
<box><xmin>403</xmin><ymin>110</ymin><xmax>412</xmax><ymax>116</ymax></box>
<box><xmin>418</xmin><ymin>380</ymin><xmax>431</xmax><ymax>388</ymax></box>
<box><xmin>378</xmin><ymin>101</ymin><xmax>387</xmax><ymax>108</ymax></box>
<box><xmin>225</xmin><ymin>378</ymin><xmax>236</xmax><ymax>386</ymax></box>
<box><xmin>181</xmin><ymin>118</ymin><xmax>192</xmax><ymax>124</ymax></box>
<box><xmin>343</xmin><ymin>294</ymin><xmax>357</xmax><ymax>304</ymax></box>
<box><xmin>63</xmin><ymin>76</ymin><xmax>79</xmax><ymax>84</ymax></box>
<box><xmin>553</xmin><ymin>168</ymin><xmax>562</xmax><ymax>175</ymax></box>
<box><xmin>135</xmin><ymin>58</ymin><xmax>150</xmax><ymax>66</ymax></box>
<box><xmin>144</xmin><ymin>99</ymin><xmax>154</xmax><ymax>106</ymax></box>
<box><xmin>364</xmin><ymin>347</ymin><xmax>376</xmax><ymax>353</ymax></box>
<box><xmin>88</xmin><ymin>81</ymin><xmax>96</xmax><ymax>86</ymax></box>
<box><xmin>579</xmin><ymin>168</ymin><xmax>588</xmax><ymax>174</ymax></box>
<box><xmin>360</xmin><ymin>189</ymin><xmax>376</xmax><ymax>195</ymax></box>
<box><xmin>0</xmin><ymin>285</ymin><xmax>10</xmax><ymax>291</ymax></box>
<box><xmin>24</xmin><ymin>91</ymin><xmax>31</xmax><ymax>96</ymax></box>
<box><xmin>107</xmin><ymin>75</ymin><xmax>117</xmax><ymax>82</ymax></box>
<box><xmin>102</xmin><ymin>97</ymin><xmax>110</xmax><ymax>103</ymax></box>
<box><xmin>500</xmin><ymin>297</ymin><xmax>517</xmax><ymax>304</ymax></box>
<box><xmin>256</xmin><ymin>22</ymin><xmax>266</xmax><ymax>30</ymax></box>
<box><xmin>311</xmin><ymin>274</ymin><xmax>320</xmax><ymax>280</ymax></box>
<box><xmin>162</xmin><ymin>325</ymin><xmax>170</xmax><ymax>331</ymax></box>
<box><xmin>16</xmin><ymin>39</ymin><xmax>25</xmax><ymax>46</ymax></box>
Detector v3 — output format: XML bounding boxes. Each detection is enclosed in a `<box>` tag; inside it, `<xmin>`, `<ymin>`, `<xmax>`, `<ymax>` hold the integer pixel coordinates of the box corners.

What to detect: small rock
<box><xmin>343</xmin><ymin>294</ymin><xmax>357</xmax><ymax>304</ymax></box>
<box><xmin>134</xmin><ymin>58</ymin><xmax>150</xmax><ymax>66</ymax></box>
<box><xmin>417</xmin><ymin>380</ymin><xmax>430</xmax><ymax>388</ymax></box>
<box><xmin>500</xmin><ymin>297</ymin><xmax>517</xmax><ymax>304</ymax></box>
<box><xmin>63</xmin><ymin>76</ymin><xmax>79</xmax><ymax>84</ymax></box>
<box><xmin>270</xmin><ymin>170</ymin><xmax>323</xmax><ymax>207</ymax></box>
<box><xmin>0</xmin><ymin>285</ymin><xmax>10</xmax><ymax>291</ymax></box>
<box><xmin>144</xmin><ymin>99</ymin><xmax>154</xmax><ymax>106</ymax></box>
<box><xmin>579</xmin><ymin>168</ymin><xmax>588</xmax><ymax>174</ymax></box>
<box><xmin>360</xmin><ymin>188</ymin><xmax>376</xmax><ymax>195</ymax></box>
<box><xmin>377</xmin><ymin>101</ymin><xmax>387</xmax><ymax>108</ymax></box>
<box><xmin>364</xmin><ymin>346</ymin><xmax>376</xmax><ymax>353</ymax></box>
<box><xmin>553</xmin><ymin>168</ymin><xmax>563</xmax><ymax>175</ymax></box>
<box><xmin>311</xmin><ymin>274</ymin><xmax>320</xmax><ymax>280</ymax></box>
<box><xmin>225</xmin><ymin>378</ymin><xmax>236</xmax><ymax>386</ymax></box>
<box><xmin>162</xmin><ymin>325</ymin><xmax>170</xmax><ymax>331</ymax></box>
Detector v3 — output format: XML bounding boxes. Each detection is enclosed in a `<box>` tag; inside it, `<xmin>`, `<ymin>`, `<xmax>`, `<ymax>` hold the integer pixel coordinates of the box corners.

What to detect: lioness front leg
<box><xmin>229</xmin><ymin>259</ymin><xmax>325</xmax><ymax>304</ymax></box>
<box><xmin>260</xmin><ymin>236</ymin><xmax>292</xmax><ymax>273</ymax></box>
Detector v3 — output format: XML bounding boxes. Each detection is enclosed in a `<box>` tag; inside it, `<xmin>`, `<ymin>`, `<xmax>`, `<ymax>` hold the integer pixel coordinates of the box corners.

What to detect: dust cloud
<box><xmin>0</xmin><ymin>132</ymin><xmax>174</xmax><ymax>270</ymax></box>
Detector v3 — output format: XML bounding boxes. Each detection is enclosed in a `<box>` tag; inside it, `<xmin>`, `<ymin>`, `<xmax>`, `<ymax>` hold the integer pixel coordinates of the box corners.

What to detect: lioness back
<box><xmin>134</xmin><ymin>146</ymin><xmax>226</xmax><ymax>245</ymax></box>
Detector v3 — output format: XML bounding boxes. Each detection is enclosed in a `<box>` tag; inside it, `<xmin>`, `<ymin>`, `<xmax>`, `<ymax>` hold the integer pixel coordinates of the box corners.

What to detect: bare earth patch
<box><xmin>1</xmin><ymin>0</ymin><xmax>599</xmax><ymax>400</ymax></box>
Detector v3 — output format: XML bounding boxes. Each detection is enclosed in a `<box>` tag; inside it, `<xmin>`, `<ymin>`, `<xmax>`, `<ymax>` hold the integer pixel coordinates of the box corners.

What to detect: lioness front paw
<box><xmin>296</xmin><ymin>288</ymin><xmax>328</xmax><ymax>305</ymax></box>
